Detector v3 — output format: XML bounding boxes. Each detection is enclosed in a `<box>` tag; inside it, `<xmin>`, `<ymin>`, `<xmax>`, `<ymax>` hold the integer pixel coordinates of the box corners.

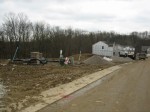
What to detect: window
<box><xmin>102</xmin><ymin>46</ymin><xmax>104</xmax><ymax>49</ymax></box>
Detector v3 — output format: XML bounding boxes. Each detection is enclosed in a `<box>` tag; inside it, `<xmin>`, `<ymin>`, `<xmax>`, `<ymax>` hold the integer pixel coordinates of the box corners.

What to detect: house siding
<box><xmin>92</xmin><ymin>41</ymin><xmax>113</xmax><ymax>57</ymax></box>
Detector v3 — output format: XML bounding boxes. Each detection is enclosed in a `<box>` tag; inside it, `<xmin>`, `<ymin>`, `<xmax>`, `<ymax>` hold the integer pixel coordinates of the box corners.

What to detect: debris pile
<box><xmin>83</xmin><ymin>55</ymin><xmax>114</xmax><ymax>66</ymax></box>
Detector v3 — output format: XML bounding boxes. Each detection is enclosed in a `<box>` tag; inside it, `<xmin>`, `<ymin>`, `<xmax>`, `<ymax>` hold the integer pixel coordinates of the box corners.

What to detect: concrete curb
<box><xmin>21</xmin><ymin>65</ymin><xmax>122</xmax><ymax>112</ymax></box>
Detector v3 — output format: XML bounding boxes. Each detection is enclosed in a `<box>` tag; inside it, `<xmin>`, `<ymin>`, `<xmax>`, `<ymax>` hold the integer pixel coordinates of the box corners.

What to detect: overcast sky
<box><xmin>0</xmin><ymin>0</ymin><xmax>150</xmax><ymax>33</ymax></box>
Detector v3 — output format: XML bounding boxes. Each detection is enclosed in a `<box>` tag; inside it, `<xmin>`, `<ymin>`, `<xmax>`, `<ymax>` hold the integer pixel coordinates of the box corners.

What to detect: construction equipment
<box><xmin>12</xmin><ymin>50</ymin><xmax>47</xmax><ymax>65</ymax></box>
<box><xmin>138</xmin><ymin>53</ymin><xmax>146</xmax><ymax>60</ymax></box>
<box><xmin>12</xmin><ymin>46</ymin><xmax>19</xmax><ymax>61</ymax></box>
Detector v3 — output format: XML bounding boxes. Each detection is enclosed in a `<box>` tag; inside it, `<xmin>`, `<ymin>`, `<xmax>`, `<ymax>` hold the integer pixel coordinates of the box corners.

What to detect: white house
<box><xmin>92</xmin><ymin>41</ymin><xmax>113</xmax><ymax>57</ymax></box>
<box><xmin>92</xmin><ymin>41</ymin><xmax>135</xmax><ymax>57</ymax></box>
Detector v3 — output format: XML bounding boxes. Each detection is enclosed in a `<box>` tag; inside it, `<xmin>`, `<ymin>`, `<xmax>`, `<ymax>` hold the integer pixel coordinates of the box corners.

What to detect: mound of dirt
<box><xmin>112</xmin><ymin>56</ymin><xmax>133</xmax><ymax>63</ymax></box>
<box><xmin>83</xmin><ymin>55</ymin><xmax>114</xmax><ymax>66</ymax></box>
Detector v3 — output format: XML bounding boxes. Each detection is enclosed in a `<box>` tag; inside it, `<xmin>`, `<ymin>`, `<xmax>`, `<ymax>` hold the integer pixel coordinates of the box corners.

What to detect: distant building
<box><xmin>92</xmin><ymin>41</ymin><xmax>135</xmax><ymax>57</ymax></box>
<box><xmin>147</xmin><ymin>48</ymin><xmax>150</xmax><ymax>54</ymax></box>
<box><xmin>92</xmin><ymin>41</ymin><xmax>113</xmax><ymax>57</ymax></box>
<box><xmin>141</xmin><ymin>46</ymin><xmax>150</xmax><ymax>53</ymax></box>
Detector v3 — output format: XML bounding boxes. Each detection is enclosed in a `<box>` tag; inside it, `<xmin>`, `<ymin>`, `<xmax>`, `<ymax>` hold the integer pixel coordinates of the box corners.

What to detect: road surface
<box><xmin>38</xmin><ymin>58</ymin><xmax>150</xmax><ymax>112</ymax></box>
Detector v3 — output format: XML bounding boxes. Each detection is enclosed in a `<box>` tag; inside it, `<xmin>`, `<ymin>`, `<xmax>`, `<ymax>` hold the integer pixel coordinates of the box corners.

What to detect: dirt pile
<box><xmin>112</xmin><ymin>56</ymin><xmax>133</xmax><ymax>63</ymax></box>
<box><xmin>83</xmin><ymin>55</ymin><xmax>114</xmax><ymax>66</ymax></box>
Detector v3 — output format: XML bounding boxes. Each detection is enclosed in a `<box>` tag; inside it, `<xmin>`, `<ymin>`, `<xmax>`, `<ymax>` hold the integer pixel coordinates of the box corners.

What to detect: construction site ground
<box><xmin>0</xmin><ymin>54</ymin><xmax>133</xmax><ymax>111</ymax></box>
<box><xmin>40</xmin><ymin>58</ymin><xmax>150</xmax><ymax>112</ymax></box>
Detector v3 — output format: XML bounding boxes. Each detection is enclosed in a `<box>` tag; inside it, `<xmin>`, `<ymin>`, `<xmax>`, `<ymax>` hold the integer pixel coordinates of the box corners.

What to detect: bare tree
<box><xmin>17</xmin><ymin>13</ymin><xmax>32</xmax><ymax>42</ymax></box>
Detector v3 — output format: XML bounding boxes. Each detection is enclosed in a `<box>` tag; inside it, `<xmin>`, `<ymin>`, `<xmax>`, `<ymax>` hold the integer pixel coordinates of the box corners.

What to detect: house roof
<box><xmin>93</xmin><ymin>41</ymin><xmax>114</xmax><ymax>46</ymax></box>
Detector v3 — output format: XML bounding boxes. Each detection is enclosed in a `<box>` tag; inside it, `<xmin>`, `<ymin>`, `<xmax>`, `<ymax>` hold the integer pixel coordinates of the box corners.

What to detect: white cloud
<box><xmin>0</xmin><ymin>0</ymin><xmax>150</xmax><ymax>33</ymax></box>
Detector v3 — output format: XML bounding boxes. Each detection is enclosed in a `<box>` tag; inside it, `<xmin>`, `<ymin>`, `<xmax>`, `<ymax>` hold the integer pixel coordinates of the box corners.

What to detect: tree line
<box><xmin>0</xmin><ymin>13</ymin><xmax>150</xmax><ymax>59</ymax></box>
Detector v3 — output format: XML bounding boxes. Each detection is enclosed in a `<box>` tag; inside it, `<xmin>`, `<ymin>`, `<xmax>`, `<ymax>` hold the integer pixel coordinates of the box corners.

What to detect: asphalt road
<box><xmin>38</xmin><ymin>58</ymin><xmax>150</xmax><ymax>112</ymax></box>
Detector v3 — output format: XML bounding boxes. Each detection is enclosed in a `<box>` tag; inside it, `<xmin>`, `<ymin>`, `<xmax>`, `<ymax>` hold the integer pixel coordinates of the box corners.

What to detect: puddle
<box><xmin>0</xmin><ymin>79</ymin><xmax>7</xmax><ymax>111</ymax></box>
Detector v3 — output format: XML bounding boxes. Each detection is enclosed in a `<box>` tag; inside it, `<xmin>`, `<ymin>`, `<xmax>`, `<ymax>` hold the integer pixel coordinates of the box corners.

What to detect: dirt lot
<box><xmin>40</xmin><ymin>58</ymin><xmax>150</xmax><ymax>112</ymax></box>
<box><xmin>0</xmin><ymin>54</ymin><xmax>116</xmax><ymax>111</ymax></box>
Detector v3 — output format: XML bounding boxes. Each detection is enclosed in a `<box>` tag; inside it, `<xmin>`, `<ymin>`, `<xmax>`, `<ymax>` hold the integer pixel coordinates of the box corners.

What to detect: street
<box><xmin>38</xmin><ymin>58</ymin><xmax>150</xmax><ymax>112</ymax></box>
